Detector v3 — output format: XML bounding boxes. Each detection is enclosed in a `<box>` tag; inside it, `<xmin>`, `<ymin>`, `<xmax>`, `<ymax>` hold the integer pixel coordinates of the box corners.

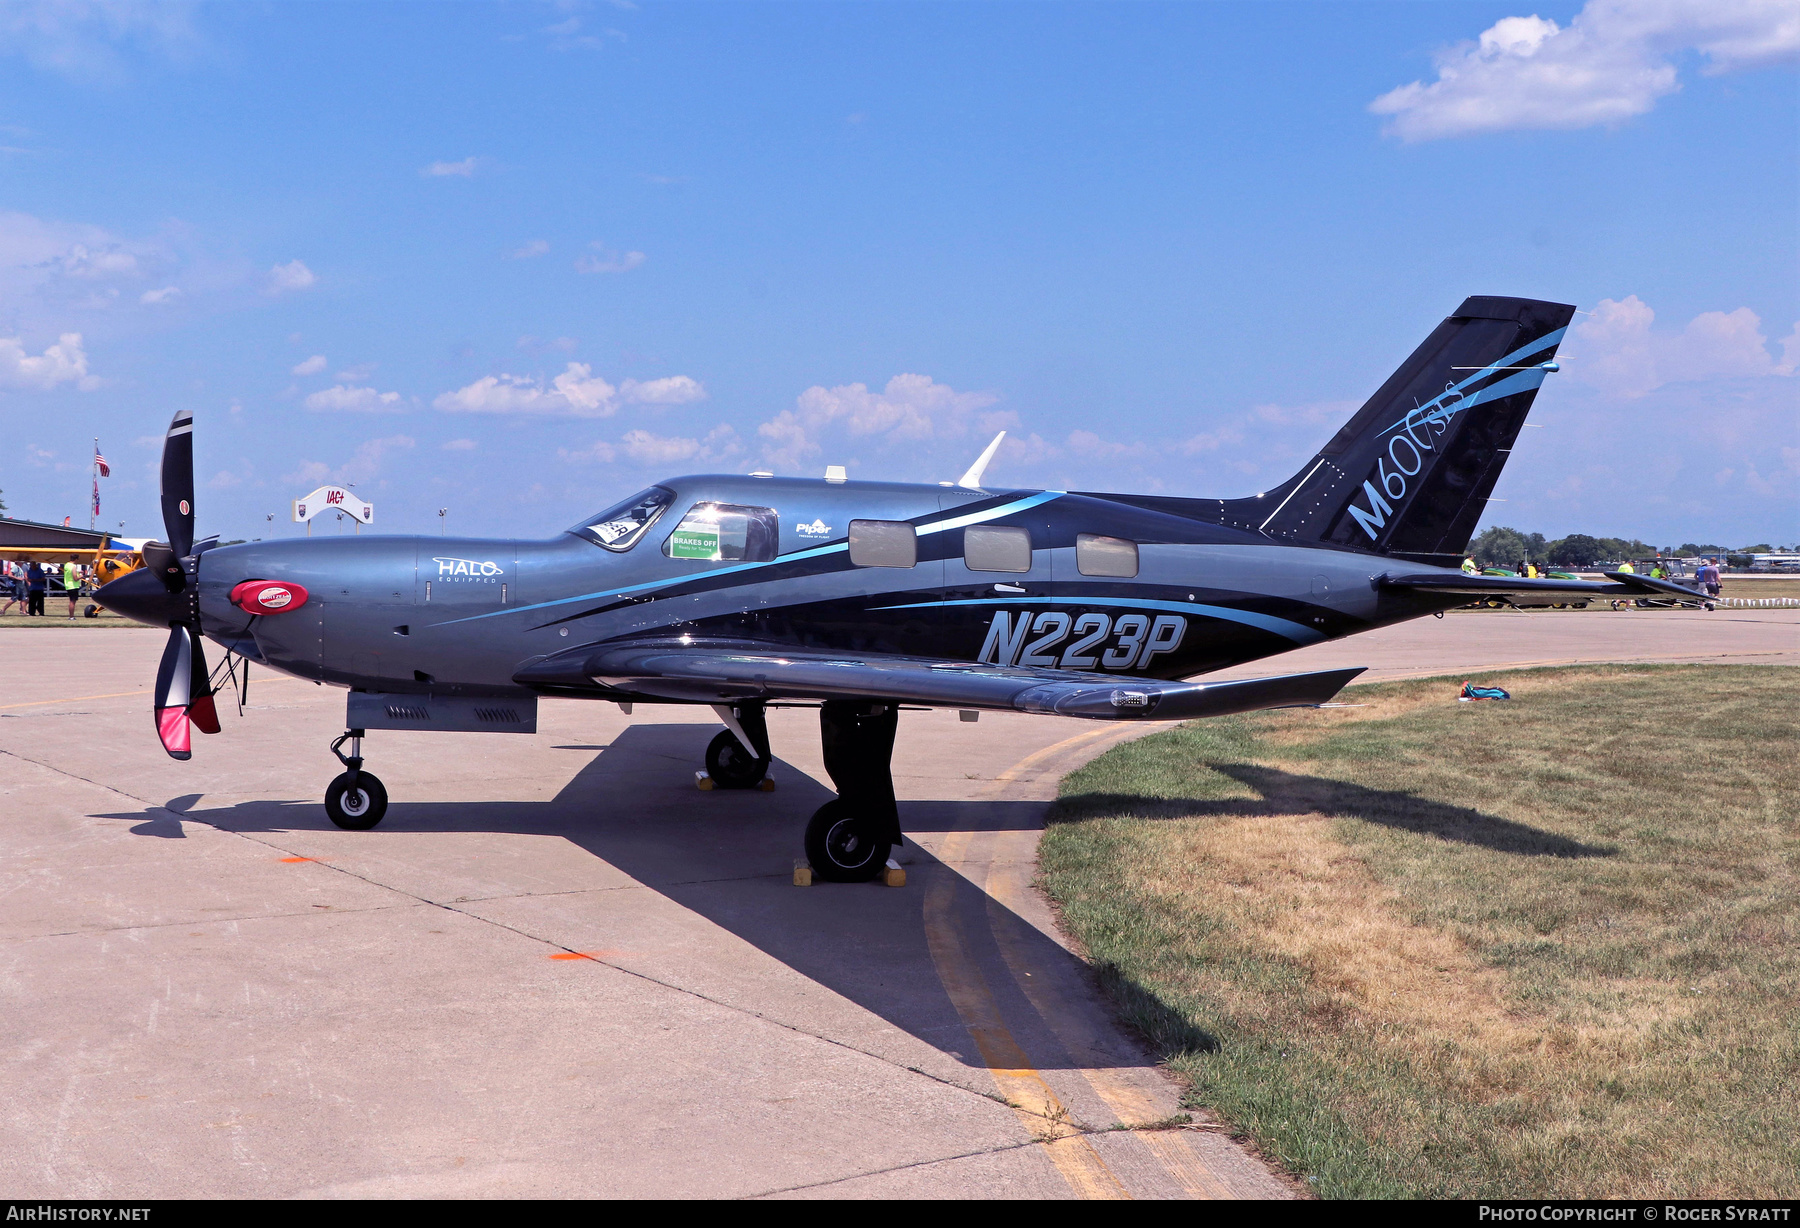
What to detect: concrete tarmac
<box><xmin>1</xmin><ymin>608</ymin><xmax>1793</xmax><ymax>1199</ymax></box>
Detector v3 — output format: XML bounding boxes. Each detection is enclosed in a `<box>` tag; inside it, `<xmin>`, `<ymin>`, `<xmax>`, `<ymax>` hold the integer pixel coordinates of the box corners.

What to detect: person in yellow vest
<box><xmin>1617</xmin><ymin>560</ymin><xmax>1635</xmax><ymax>574</ymax></box>
<box><xmin>63</xmin><ymin>560</ymin><xmax>80</xmax><ymax>619</ymax></box>
<box><xmin>1461</xmin><ymin>556</ymin><xmax>1479</xmax><ymax>575</ymax></box>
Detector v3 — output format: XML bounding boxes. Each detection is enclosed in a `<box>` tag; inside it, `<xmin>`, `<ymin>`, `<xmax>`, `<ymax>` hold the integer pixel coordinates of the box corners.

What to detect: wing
<box><xmin>1382</xmin><ymin>570</ymin><xmax>1707</xmax><ymax>604</ymax></box>
<box><xmin>514</xmin><ymin>638</ymin><xmax>1364</xmax><ymax>721</ymax></box>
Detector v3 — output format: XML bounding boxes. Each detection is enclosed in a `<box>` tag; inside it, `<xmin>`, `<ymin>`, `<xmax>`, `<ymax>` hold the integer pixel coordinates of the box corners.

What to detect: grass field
<box><xmin>1041</xmin><ymin>666</ymin><xmax>1798</xmax><ymax>1198</ymax></box>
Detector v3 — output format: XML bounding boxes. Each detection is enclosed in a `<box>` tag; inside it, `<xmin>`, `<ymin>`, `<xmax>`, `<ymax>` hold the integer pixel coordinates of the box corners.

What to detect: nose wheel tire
<box><xmin>705</xmin><ymin>730</ymin><xmax>771</xmax><ymax>789</ymax></box>
<box><xmin>325</xmin><ymin>772</ymin><xmax>388</xmax><ymax>831</ymax></box>
<box><xmin>804</xmin><ymin>799</ymin><xmax>891</xmax><ymax>883</ymax></box>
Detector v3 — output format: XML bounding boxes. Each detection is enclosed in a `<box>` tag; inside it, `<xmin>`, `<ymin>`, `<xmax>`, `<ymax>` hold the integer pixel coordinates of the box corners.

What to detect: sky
<box><xmin>0</xmin><ymin>0</ymin><xmax>1794</xmax><ymax>550</ymax></box>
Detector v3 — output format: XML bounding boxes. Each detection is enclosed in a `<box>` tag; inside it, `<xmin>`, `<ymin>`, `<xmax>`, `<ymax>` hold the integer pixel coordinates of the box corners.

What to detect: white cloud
<box><xmin>335</xmin><ymin>362</ymin><xmax>375</xmax><ymax>382</ymax></box>
<box><xmin>138</xmin><ymin>285</ymin><xmax>179</xmax><ymax>305</ymax></box>
<box><xmin>756</xmin><ymin>373</ymin><xmax>999</xmax><ymax>470</ymax></box>
<box><xmin>574</xmin><ymin>242</ymin><xmax>645</xmax><ymax>274</ymax></box>
<box><xmin>517</xmin><ymin>333</ymin><xmax>576</xmax><ymax>353</ymax></box>
<box><xmin>1370</xmin><ymin>0</ymin><xmax>1800</xmax><ymax>141</ymax></box>
<box><xmin>433</xmin><ymin>362</ymin><xmax>704</xmax><ymax>417</ymax></box>
<box><xmin>441</xmin><ymin>438</ymin><xmax>477</xmax><ymax>451</ymax></box>
<box><xmin>1067</xmin><ymin>429</ymin><xmax>1146</xmax><ymax>460</ymax></box>
<box><xmin>434</xmin><ymin>362</ymin><xmax>616</xmax><ymax>416</ymax></box>
<box><xmin>0</xmin><ymin>332</ymin><xmax>98</xmax><ymax>391</ymax></box>
<box><xmin>621</xmin><ymin>375</ymin><xmax>707</xmax><ymax>406</ymax></box>
<box><xmin>303</xmin><ymin>384</ymin><xmax>406</xmax><ymax>413</ymax></box>
<box><xmin>542</xmin><ymin>15</ymin><xmax>624</xmax><ymax>51</ymax></box>
<box><xmin>266</xmin><ymin>259</ymin><xmax>315</xmax><ymax>294</ymax></box>
<box><xmin>559</xmin><ymin>440</ymin><xmax>616</xmax><ymax>464</ymax></box>
<box><xmin>422</xmin><ymin>157</ymin><xmax>477</xmax><ymax>177</ymax></box>
<box><xmin>60</xmin><ymin>242</ymin><xmax>138</xmax><ymax>278</ymax></box>
<box><xmin>285</xmin><ymin>435</ymin><xmax>415</xmax><ymax>487</ymax></box>
<box><xmin>0</xmin><ymin>1</ymin><xmax>204</xmax><ymax>84</ymax></box>
<box><xmin>208</xmin><ymin>468</ymin><xmax>241</xmax><ymax>489</ymax></box>
<box><xmin>291</xmin><ymin>354</ymin><xmax>327</xmax><ymax>376</ymax></box>
<box><xmin>1567</xmin><ymin>296</ymin><xmax>1798</xmax><ymax>398</ymax></box>
<box><xmin>621</xmin><ymin>425</ymin><xmax>740</xmax><ymax>466</ymax></box>
<box><xmin>511</xmin><ymin>239</ymin><xmax>550</xmax><ymax>259</ymax></box>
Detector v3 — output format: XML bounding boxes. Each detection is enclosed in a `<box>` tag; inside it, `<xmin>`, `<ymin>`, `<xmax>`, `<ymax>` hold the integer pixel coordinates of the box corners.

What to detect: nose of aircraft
<box><xmin>95</xmin><ymin>566</ymin><xmax>187</xmax><ymax>628</ymax></box>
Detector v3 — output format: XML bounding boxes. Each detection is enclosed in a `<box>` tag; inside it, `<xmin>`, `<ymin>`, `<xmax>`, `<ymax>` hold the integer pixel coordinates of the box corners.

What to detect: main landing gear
<box><xmin>325</xmin><ymin>728</ymin><xmax>388</xmax><ymax>831</ymax></box>
<box><xmin>699</xmin><ymin>699</ymin><xmax>904</xmax><ymax>884</ymax></box>
<box><xmin>804</xmin><ymin>701</ymin><xmax>902</xmax><ymax>884</ymax></box>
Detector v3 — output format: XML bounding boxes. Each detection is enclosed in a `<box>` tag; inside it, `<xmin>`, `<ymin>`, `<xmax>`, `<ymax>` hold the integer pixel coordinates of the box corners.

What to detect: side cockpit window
<box><xmin>664</xmin><ymin>502</ymin><xmax>779</xmax><ymax>563</ymax></box>
<box><xmin>572</xmin><ymin>486</ymin><xmax>675</xmax><ymax>552</ymax></box>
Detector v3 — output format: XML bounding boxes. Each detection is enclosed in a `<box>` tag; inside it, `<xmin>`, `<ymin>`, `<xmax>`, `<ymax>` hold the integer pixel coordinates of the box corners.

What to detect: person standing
<box><xmin>25</xmin><ymin>560</ymin><xmax>45</xmax><ymax>616</ymax></box>
<box><xmin>63</xmin><ymin>559</ymin><xmax>80</xmax><ymax>618</ymax></box>
<box><xmin>0</xmin><ymin>562</ymin><xmax>21</xmax><ymax>616</ymax></box>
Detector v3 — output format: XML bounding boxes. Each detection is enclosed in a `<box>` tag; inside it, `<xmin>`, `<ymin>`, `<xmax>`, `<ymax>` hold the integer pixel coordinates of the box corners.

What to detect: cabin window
<box><xmin>848</xmin><ymin>519</ymin><xmax>917</xmax><ymax>568</ymax></box>
<box><xmin>963</xmin><ymin>525</ymin><xmax>1031</xmax><ymax>573</ymax></box>
<box><xmin>1076</xmin><ymin>533</ymin><xmax>1138</xmax><ymax>578</ymax></box>
<box><xmin>572</xmin><ymin>486</ymin><xmax>675</xmax><ymax>552</ymax></box>
<box><xmin>663</xmin><ymin>502</ymin><xmax>779</xmax><ymax>563</ymax></box>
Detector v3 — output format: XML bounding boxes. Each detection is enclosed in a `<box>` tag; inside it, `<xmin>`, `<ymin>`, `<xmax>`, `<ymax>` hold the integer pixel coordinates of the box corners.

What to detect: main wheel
<box><xmin>325</xmin><ymin>772</ymin><xmax>388</xmax><ymax>831</ymax></box>
<box><xmin>705</xmin><ymin>729</ymin><xmax>770</xmax><ymax>789</ymax></box>
<box><xmin>804</xmin><ymin>799</ymin><xmax>891</xmax><ymax>883</ymax></box>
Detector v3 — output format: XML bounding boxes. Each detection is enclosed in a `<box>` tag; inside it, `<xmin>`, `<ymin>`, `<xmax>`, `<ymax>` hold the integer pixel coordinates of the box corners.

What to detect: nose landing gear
<box><xmin>704</xmin><ymin>702</ymin><xmax>773</xmax><ymax>789</ymax></box>
<box><xmin>325</xmin><ymin>728</ymin><xmax>388</xmax><ymax>830</ymax></box>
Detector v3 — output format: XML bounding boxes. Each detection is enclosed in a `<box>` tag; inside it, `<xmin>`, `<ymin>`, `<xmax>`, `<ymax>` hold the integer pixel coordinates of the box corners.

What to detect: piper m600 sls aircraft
<box><xmin>98</xmin><ymin>296</ymin><xmax>1702</xmax><ymax>880</ymax></box>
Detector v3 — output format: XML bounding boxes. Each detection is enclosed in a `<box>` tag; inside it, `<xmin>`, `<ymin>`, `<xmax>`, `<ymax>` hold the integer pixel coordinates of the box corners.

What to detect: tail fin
<box><xmin>1244</xmin><ymin>296</ymin><xmax>1574</xmax><ymax>567</ymax></box>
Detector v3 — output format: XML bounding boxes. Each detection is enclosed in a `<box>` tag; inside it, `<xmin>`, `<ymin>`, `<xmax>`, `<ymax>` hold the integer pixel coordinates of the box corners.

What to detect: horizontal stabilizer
<box><xmin>1381</xmin><ymin>571</ymin><xmax>1709</xmax><ymax>604</ymax></box>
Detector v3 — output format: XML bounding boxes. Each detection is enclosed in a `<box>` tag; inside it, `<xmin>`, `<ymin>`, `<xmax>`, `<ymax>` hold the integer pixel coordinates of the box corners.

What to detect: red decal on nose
<box><xmin>230</xmin><ymin>580</ymin><xmax>310</xmax><ymax>614</ymax></box>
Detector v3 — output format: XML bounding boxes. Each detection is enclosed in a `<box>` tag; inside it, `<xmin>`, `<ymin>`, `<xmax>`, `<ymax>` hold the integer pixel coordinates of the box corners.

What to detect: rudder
<box><xmin>1247</xmin><ymin>296</ymin><xmax>1575</xmax><ymax>567</ymax></box>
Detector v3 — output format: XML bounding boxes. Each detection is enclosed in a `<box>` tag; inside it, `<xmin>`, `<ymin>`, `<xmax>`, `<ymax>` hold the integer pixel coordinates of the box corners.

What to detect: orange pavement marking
<box><xmin>548</xmin><ymin>951</ymin><xmax>624</xmax><ymax>961</ymax></box>
<box><xmin>279</xmin><ymin>856</ymin><xmax>319</xmax><ymax>863</ymax></box>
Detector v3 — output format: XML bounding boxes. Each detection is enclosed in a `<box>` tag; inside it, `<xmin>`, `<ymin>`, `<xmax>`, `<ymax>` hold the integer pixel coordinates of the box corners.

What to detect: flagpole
<box><xmin>90</xmin><ymin>437</ymin><xmax>97</xmax><ymax>531</ymax></box>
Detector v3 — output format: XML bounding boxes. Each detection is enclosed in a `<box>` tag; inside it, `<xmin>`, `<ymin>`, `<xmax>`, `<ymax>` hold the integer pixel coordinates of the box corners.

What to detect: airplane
<box><xmin>95</xmin><ymin>295</ymin><xmax>1705</xmax><ymax>881</ymax></box>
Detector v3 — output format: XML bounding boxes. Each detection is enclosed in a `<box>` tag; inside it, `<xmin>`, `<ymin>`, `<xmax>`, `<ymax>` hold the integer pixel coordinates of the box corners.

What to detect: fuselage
<box><xmin>191</xmin><ymin>474</ymin><xmax>1455</xmax><ymax>701</ymax></box>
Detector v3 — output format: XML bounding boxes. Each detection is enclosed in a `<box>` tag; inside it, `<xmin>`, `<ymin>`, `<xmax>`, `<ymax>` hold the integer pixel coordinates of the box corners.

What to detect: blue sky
<box><xmin>1</xmin><ymin>0</ymin><xmax>1794</xmax><ymax>549</ymax></box>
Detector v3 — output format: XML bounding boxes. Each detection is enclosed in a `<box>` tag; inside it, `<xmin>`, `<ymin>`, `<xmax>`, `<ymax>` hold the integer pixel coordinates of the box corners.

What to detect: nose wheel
<box><xmin>705</xmin><ymin>729</ymin><xmax>771</xmax><ymax>788</ymax></box>
<box><xmin>325</xmin><ymin>728</ymin><xmax>388</xmax><ymax>830</ymax></box>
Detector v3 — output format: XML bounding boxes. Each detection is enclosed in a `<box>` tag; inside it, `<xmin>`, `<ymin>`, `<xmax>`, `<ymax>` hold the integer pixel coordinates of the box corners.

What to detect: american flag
<box><xmin>94</xmin><ymin>446</ymin><xmax>110</xmax><ymax>478</ymax></box>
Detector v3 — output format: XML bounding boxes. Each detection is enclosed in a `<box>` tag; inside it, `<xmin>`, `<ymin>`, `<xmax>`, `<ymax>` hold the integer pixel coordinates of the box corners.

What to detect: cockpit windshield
<box><xmin>570</xmin><ymin>486</ymin><xmax>675</xmax><ymax>551</ymax></box>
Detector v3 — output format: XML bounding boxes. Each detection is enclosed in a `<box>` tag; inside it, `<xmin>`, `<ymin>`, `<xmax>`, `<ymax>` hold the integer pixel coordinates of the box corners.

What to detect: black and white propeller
<box><xmin>93</xmin><ymin>410</ymin><xmax>220</xmax><ymax>760</ymax></box>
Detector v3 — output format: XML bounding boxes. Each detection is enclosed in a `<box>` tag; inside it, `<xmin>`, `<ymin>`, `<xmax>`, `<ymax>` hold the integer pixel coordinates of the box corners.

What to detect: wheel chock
<box><xmin>881</xmin><ymin>859</ymin><xmax>906</xmax><ymax>888</ymax></box>
<box><xmin>695</xmin><ymin>771</ymin><xmax>714</xmax><ymax>790</ymax></box>
<box><xmin>793</xmin><ymin>859</ymin><xmax>813</xmax><ymax>887</ymax></box>
<box><xmin>758</xmin><ymin>777</ymin><xmax>776</xmax><ymax>792</ymax></box>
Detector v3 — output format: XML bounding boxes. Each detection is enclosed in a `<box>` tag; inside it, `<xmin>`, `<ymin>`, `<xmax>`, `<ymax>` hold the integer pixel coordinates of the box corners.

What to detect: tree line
<box><xmin>1466</xmin><ymin>527</ymin><xmax>1777</xmax><ymax>569</ymax></box>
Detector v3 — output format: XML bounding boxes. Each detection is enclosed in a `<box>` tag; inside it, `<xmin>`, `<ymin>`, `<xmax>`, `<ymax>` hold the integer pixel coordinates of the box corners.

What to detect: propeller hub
<box><xmin>94</xmin><ymin>566</ymin><xmax>190</xmax><ymax>628</ymax></box>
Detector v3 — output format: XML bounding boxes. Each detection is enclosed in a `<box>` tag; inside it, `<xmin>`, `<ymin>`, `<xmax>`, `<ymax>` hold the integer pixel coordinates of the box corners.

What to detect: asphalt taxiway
<box><xmin>1</xmin><ymin>608</ymin><xmax>1793</xmax><ymax>1198</ymax></box>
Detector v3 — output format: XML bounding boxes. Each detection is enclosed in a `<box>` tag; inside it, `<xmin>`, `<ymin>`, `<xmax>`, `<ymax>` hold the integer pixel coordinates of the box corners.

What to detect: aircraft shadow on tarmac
<box><xmin>1056</xmin><ymin>761</ymin><xmax>1615</xmax><ymax>859</ymax></box>
<box><xmin>101</xmin><ymin>724</ymin><xmax>1174</xmax><ymax>1075</ymax></box>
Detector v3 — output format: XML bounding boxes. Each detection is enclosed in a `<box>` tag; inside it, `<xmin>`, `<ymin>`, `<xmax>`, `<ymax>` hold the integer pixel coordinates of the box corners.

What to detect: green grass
<box><xmin>1040</xmin><ymin>665</ymin><xmax>1798</xmax><ymax>1198</ymax></box>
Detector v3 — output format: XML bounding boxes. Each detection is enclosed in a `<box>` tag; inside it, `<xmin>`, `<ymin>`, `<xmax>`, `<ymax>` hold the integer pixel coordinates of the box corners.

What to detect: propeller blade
<box><xmin>187</xmin><ymin>626</ymin><xmax>221</xmax><ymax>735</ymax></box>
<box><xmin>153</xmin><ymin>627</ymin><xmax>194</xmax><ymax>761</ymax></box>
<box><xmin>160</xmin><ymin>410</ymin><xmax>195</xmax><ymax>560</ymax></box>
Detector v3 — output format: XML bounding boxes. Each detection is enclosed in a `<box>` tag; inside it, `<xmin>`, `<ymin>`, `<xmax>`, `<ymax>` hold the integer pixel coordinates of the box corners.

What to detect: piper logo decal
<box><xmin>795</xmin><ymin>518</ymin><xmax>833</xmax><ymax>537</ymax></box>
<box><xmin>977</xmin><ymin>610</ymin><xmax>1185</xmax><ymax>671</ymax></box>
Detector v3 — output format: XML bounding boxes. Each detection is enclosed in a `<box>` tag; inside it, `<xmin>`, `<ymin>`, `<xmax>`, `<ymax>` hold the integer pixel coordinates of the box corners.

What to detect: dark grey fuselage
<box><xmin>197</xmin><ymin>474</ymin><xmax>1449</xmax><ymax>703</ymax></box>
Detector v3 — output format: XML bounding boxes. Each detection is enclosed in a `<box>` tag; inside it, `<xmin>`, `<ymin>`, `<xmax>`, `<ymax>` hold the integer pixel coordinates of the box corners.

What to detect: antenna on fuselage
<box><xmin>956</xmin><ymin>431</ymin><xmax>1006</xmax><ymax>489</ymax></box>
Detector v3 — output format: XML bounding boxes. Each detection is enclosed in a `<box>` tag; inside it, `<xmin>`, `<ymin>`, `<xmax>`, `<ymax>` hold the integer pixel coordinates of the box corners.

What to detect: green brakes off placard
<box><xmin>669</xmin><ymin>527</ymin><xmax>721</xmax><ymax>559</ymax></box>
